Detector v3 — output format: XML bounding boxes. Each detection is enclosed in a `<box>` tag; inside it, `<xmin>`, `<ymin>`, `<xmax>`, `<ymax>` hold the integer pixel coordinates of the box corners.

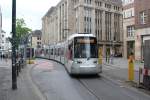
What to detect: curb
<box><xmin>27</xmin><ymin>64</ymin><xmax>46</xmax><ymax>100</ymax></box>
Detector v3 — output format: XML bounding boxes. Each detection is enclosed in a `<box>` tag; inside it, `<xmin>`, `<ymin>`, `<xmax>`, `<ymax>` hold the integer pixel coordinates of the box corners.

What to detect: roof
<box><xmin>42</xmin><ymin>7</ymin><xmax>56</xmax><ymax>19</ymax></box>
<box><xmin>31</xmin><ymin>30</ymin><xmax>42</xmax><ymax>37</ymax></box>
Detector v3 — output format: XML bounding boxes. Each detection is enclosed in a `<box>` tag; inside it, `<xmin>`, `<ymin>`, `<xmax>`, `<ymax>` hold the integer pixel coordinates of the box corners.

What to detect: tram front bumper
<box><xmin>71</xmin><ymin>64</ymin><xmax>102</xmax><ymax>75</ymax></box>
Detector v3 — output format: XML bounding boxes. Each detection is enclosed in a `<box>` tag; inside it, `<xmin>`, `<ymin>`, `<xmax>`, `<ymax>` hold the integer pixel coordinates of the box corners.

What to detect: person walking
<box><xmin>5</xmin><ymin>54</ymin><xmax>8</xmax><ymax>62</ymax></box>
<box><xmin>110</xmin><ymin>49</ymin><xmax>114</xmax><ymax>64</ymax></box>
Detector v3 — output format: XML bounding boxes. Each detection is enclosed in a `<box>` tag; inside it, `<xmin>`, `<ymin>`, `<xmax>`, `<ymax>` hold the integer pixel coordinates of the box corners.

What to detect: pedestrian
<box><xmin>105</xmin><ymin>52</ymin><xmax>107</xmax><ymax>63</ymax></box>
<box><xmin>107</xmin><ymin>52</ymin><xmax>110</xmax><ymax>63</ymax></box>
<box><xmin>5</xmin><ymin>54</ymin><xmax>8</xmax><ymax>62</ymax></box>
<box><xmin>106</xmin><ymin>50</ymin><xmax>110</xmax><ymax>63</ymax></box>
<box><xmin>110</xmin><ymin>49</ymin><xmax>114</xmax><ymax>64</ymax></box>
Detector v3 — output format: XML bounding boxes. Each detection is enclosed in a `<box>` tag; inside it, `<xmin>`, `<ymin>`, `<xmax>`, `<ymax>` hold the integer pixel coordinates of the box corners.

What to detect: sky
<box><xmin>0</xmin><ymin>0</ymin><xmax>60</xmax><ymax>37</ymax></box>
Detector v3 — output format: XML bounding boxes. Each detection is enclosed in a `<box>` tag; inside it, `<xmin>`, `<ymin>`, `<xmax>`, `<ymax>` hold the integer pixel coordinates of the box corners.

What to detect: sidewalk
<box><xmin>103</xmin><ymin>57</ymin><xmax>144</xmax><ymax>71</ymax></box>
<box><xmin>0</xmin><ymin>59</ymin><xmax>44</xmax><ymax>100</ymax></box>
<box><xmin>102</xmin><ymin>57</ymin><xmax>144</xmax><ymax>83</ymax></box>
<box><xmin>0</xmin><ymin>59</ymin><xmax>11</xmax><ymax>100</ymax></box>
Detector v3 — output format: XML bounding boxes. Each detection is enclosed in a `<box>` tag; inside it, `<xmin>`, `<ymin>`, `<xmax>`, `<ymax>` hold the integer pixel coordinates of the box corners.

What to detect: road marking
<box><xmin>103</xmin><ymin>65</ymin><xmax>117</xmax><ymax>70</ymax></box>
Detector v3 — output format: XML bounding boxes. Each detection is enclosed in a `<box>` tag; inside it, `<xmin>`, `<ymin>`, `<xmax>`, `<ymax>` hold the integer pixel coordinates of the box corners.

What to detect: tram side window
<box><xmin>74</xmin><ymin>44</ymin><xmax>80</xmax><ymax>58</ymax></box>
<box><xmin>51</xmin><ymin>49</ymin><xmax>53</xmax><ymax>55</ymax></box>
<box><xmin>56</xmin><ymin>49</ymin><xmax>58</xmax><ymax>56</ymax></box>
<box><xmin>55</xmin><ymin>49</ymin><xmax>57</xmax><ymax>56</ymax></box>
<box><xmin>68</xmin><ymin>42</ymin><xmax>73</xmax><ymax>60</ymax></box>
<box><xmin>61</xmin><ymin>48</ymin><xmax>64</xmax><ymax>56</ymax></box>
<box><xmin>58</xmin><ymin>48</ymin><xmax>61</xmax><ymax>56</ymax></box>
<box><xmin>57</xmin><ymin>48</ymin><xmax>59</xmax><ymax>56</ymax></box>
<box><xmin>54</xmin><ymin>49</ymin><xmax>56</xmax><ymax>55</ymax></box>
<box><xmin>46</xmin><ymin>49</ymin><xmax>48</xmax><ymax>54</ymax></box>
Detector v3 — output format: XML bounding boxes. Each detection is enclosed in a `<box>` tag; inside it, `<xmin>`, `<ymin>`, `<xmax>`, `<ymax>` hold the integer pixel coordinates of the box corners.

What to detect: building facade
<box><xmin>42</xmin><ymin>0</ymin><xmax>123</xmax><ymax>56</ymax></box>
<box><xmin>0</xmin><ymin>6</ymin><xmax>11</xmax><ymax>56</ymax></box>
<box><xmin>134</xmin><ymin>0</ymin><xmax>150</xmax><ymax>61</ymax></box>
<box><xmin>31</xmin><ymin>30</ymin><xmax>42</xmax><ymax>50</ymax></box>
<box><xmin>0</xmin><ymin>6</ymin><xmax>1</xmax><ymax>34</ymax></box>
<box><xmin>0</xmin><ymin>6</ymin><xmax>4</xmax><ymax>55</ymax></box>
<box><xmin>123</xmin><ymin>0</ymin><xmax>150</xmax><ymax>60</ymax></box>
<box><xmin>122</xmin><ymin>0</ymin><xmax>135</xmax><ymax>58</ymax></box>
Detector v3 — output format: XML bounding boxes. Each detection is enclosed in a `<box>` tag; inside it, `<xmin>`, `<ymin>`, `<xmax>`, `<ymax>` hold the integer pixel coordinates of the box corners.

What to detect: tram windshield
<box><xmin>74</xmin><ymin>37</ymin><xmax>98</xmax><ymax>58</ymax></box>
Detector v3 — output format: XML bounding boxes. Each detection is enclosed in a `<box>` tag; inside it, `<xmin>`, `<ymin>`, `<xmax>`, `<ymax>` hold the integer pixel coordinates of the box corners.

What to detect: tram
<box><xmin>40</xmin><ymin>33</ymin><xmax>102</xmax><ymax>75</ymax></box>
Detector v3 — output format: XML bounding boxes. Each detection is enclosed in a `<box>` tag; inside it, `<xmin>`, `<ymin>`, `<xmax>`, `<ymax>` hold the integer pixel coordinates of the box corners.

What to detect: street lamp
<box><xmin>12</xmin><ymin>0</ymin><xmax>17</xmax><ymax>90</ymax></box>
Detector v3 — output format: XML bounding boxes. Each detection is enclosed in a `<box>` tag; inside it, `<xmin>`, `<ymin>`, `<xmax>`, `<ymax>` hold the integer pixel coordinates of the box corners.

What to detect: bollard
<box><xmin>98</xmin><ymin>48</ymin><xmax>103</xmax><ymax>64</ymax></box>
<box><xmin>128</xmin><ymin>55</ymin><xmax>134</xmax><ymax>81</ymax></box>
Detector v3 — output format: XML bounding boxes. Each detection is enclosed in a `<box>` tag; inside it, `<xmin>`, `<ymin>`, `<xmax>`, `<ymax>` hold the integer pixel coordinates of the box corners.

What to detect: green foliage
<box><xmin>16</xmin><ymin>18</ymin><xmax>32</xmax><ymax>39</ymax></box>
<box><xmin>10</xmin><ymin>18</ymin><xmax>32</xmax><ymax>49</ymax></box>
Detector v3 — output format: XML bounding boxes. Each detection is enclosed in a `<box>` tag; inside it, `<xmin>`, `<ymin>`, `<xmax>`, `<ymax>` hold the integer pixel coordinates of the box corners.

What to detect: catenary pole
<box><xmin>12</xmin><ymin>0</ymin><xmax>17</xmax><ymax>90</ymax></box>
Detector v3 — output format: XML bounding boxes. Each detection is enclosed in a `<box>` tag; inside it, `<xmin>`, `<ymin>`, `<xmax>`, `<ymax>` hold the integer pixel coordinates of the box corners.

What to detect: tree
<box><xmin>16</xmin><ymin>18</ymin><xmax>32</xmax><ymax>39</ymax></box>
<box><xmin>10</xmin><ymin>18</ymin><xmax>32</xmax><ymax>49</ymax></box>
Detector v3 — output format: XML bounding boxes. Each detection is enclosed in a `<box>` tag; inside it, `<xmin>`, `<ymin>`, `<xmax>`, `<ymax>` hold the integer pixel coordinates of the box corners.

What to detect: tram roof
<box><xmin>68</xmin><ymin>33</ymin><xmax>96</xmax><ymax>41</ymax></box>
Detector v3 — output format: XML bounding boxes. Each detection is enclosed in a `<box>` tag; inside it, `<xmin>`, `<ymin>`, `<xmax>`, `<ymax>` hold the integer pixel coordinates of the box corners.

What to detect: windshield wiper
<box><xmin>87</xmin><ymin>57</ymin><xmax>90</xmax><ymax>60</ymax></box>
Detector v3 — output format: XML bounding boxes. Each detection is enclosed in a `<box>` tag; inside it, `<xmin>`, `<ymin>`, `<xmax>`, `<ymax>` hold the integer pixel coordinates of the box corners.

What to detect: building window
<box><xmin>2</xmin><ymin>35</ymin><xmax>4</xmax><ymax>37</ymax></box>
<box><xmin>84</xmin><ymin>0</ymin><xmax>91</xmax><ymax>4</ymax></box>
<box><xmin>114</xmin><ymin>6</ymin><xmax>120</xmax><ymax>11</ymax></box>
<box><xmin>105</xmin><ymin>4</ymin><xmax>111</xmax><ymax>9</ymax></box>
<box><xmin>114</xmin><ymin>13</ymin><xmax>120</xmax><ymax>41</ymax></box>
<box><xmin>37</xmin><ymin>42</ymin><xmax>41</xmax><ymax>45</ymax></box>
<box><xmin>123</xmin><ymin>8</ymin><xmax>134</xmax><ymax>18</ymax></box>
<box><xmin>105</xmin><ymin>12</ymin><xmax>112</xmax><ymax>41</ymax></box>
<box><xmin>37</xmin><ymin>37</ymin><xmax>41</xmax><ymax>40</ymax></box>
<box><xmin>127</xmin><ymin>26</ymin><xmax>135</xmax><ymax>37</ymax></box>
<box><xmin>95</xmin><ymin>0</ymin><xmax>102</xmax><ymax>7</ymax></box>
<box><xmin>122</xmin><ymin>0</ymin><xmax>134</xmax><ymax>5</ymax></box>
<box><xmin>74</xmin><ymin>0</ymin><xmax>79</xmax><ymax>5</ymax></box>
<box><xmin>140</xmin><ymin>11</ymin><xmax>147</xmax><ymax>24</ymax></box>
<box><xmin>84</xmin><ymin>7</ymin><xmax>92</xmax><ymax>33</ymax></box>
<box><xmin>95</xmin><ymin>10</ymin><xmax>102</xmax><ymax>41</ymax></box>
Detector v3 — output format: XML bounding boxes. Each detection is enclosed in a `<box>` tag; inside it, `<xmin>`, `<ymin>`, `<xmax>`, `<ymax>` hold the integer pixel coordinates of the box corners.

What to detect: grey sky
<box><xmin>0</xmin><ymin>0</ymin><xmax>60</xmax><ymax>36</ymax></box>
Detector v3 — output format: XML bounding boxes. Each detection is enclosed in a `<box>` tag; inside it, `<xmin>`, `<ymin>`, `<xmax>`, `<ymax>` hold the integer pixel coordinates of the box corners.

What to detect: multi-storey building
<box><xmin>134</xmin><ymin>0</ymin><xmax>150</xmax><ymax>61</ymax></box>
<box><xmin>0</xmin><ymin>6</ymin><xmax>11</xmax><ymax>56</ymax></box>
<box><xmin>42</xmin><ymin>0</ymin><xmax>123</xmax><ymax>56</ymax></box>
<box><xmin>122</xmin><ymin>0</ymin><xmax>135</xmax><ymax>58</ymax></box>
<box><xmin>123</xmin><ymin>0</ymin><xmax>150</xmax><ymax>60</ymax></box>
<box><xmin>0</xmin><ymin>6</ymin><xmax>1</xmax><ymax>34</ymax></box>
<box><xmin>31</xmin><ymin>30</ymin><xmax>42</xmax><ymax>50</ymax></box>
<box><xmin>0</xmin><ymin>6</ymin><xmax>4</xmax><ymax>55</ymax></box>
<box><xmin>42</xmin><ymin>7</ymin><xmax>57</xmax><ymax>45</ymax></box>
<box><xmin>0</xmin><ymin>31</ymin><xmax>6</xmax><ymax>55</ymax></box>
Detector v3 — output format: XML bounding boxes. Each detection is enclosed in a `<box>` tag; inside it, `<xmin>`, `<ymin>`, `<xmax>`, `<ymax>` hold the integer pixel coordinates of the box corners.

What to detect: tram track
<box><xmin>76</xmin><ymin>77</ymin><xmax>102</xmax><ymax>100</ymax></box>
<box><xmin>75</xmin><ymin>75</ymin><xmax>120</xmax><ymax>100</ymax></box>
<box><xmin>75</xmin><ymin>74</ymin><xmax>150</xmax><ymax>100</ymax></box>
<box><xmin>75</xmin><ymin>74</ymin><xmax>137</xmax><ymax>100</ymax></box>
<box><xmin>76</xmin><ymin>75</ymin><xmax>124</xmax><ymax>100</ymax></box>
